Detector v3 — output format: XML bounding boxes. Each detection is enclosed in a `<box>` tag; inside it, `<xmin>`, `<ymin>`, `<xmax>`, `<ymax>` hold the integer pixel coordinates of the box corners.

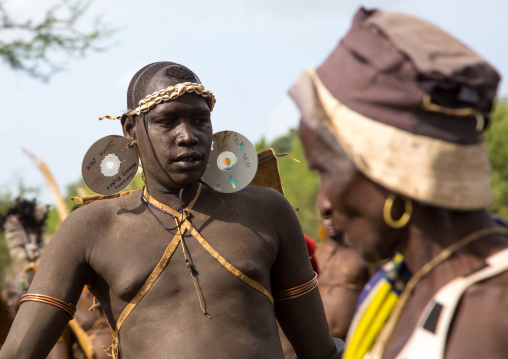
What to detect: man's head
<box><xmin>121</xmin><ymin>62</ymin><xmax>214</xmax><ymax>190</ymax></box>
<box><xmin>292</xmin><ymin>8</ymin><xmax>501</xmax><ymax>261</ymax></box>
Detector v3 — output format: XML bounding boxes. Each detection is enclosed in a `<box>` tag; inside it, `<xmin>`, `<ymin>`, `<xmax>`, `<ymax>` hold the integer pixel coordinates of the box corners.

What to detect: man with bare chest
<box><xmin>0</xmin><ymin>62</ymin><xmax>339</xmax><ymax>359</ymax></box>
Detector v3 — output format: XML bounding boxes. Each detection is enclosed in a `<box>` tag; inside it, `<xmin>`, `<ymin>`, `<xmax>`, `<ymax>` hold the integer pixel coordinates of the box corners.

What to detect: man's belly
<box><xmin>117</xmin><ymin>293</ymin><xmax>284</xmax><ymax>359</ymax></box>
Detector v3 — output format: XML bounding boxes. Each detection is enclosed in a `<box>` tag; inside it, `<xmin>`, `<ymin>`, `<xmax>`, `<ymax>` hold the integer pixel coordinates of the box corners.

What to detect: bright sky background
<box><xmin>1</xmin><ymin>0</ymin><xmax>507</xmax><ymax>205</ymax></box>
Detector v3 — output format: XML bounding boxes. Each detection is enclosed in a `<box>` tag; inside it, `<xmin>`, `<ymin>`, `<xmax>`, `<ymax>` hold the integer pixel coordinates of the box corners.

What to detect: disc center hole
<box><xmin>217</xmin><ymin>151</ymin><xmax>238</xmax><ymax>172</ymax></box>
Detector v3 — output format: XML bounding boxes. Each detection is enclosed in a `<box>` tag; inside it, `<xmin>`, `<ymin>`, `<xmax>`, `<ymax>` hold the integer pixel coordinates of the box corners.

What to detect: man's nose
<box><xmin>316</xmin><ymin>185</ymin><xmax>332</xmax><ymax>219</ymax></box>
<box><xmin>175</xmin><ymin>122</ymin><xmax>198</xmax><ymax>145</ymax></box>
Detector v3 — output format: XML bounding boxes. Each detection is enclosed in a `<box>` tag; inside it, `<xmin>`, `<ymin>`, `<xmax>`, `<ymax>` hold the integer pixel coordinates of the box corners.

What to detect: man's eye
<box><xmin>194</xmin><ymin>118</ymin><xmax>209</xmax><ymax>125</ymax></box>
<box><xmin>157</xmin><ymin>118</ymin><xmax>176</xmax><ymax>126</ymax></box>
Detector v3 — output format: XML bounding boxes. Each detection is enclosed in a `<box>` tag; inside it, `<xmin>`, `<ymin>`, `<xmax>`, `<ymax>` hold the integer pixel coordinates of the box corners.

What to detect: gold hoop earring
<box><xmin>383</xmin><ymin>193</ymin><xmax>412</xmax><ymax>229</ymax></box>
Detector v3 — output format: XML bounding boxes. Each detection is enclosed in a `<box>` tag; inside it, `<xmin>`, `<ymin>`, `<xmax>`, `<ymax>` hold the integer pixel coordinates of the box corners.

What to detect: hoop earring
<box><xmin>383</xmin><ymin>193</ymin><xmax>412</xmax><ymax>229</ymax></box>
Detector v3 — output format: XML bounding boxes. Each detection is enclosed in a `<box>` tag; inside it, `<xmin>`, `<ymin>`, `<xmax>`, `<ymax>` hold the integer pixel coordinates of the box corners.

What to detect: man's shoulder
<box><xmin>233</xmin><ymin>184</ymin><xmax>286</xmax><ymax>202</ymax></box>
<box><xmin>214</xmin><ymin>185</ymin><xmax>294</xmax><ymax>225</ymax></box>
<box><xmin>228</xmin><ymin>185</ymin><xmax>291</xmax><ymax>212</ymax></box>
<box><xmin>67</xmin><ymin>191</ymin><xmax>143</xmax><ymax>223</ymax></box>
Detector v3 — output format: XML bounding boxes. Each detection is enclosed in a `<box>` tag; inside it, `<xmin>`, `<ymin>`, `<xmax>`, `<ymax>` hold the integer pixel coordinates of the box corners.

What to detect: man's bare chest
<box><xmin>88</xmin><ymin>212</ymin><xmax>278</xmax><ymax>307</ymax></box>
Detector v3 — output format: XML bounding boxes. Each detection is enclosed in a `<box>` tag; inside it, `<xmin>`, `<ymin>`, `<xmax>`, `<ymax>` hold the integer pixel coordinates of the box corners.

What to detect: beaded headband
<box><xmin>99</xmin><ymin>82</ymin><xmax>216</xmax><ymax>121</ymax></box>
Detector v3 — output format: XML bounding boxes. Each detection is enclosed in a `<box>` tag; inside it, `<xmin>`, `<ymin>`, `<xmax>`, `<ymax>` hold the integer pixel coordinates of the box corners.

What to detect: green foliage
<box><xmin>256</xmin><ymin>130</ymin><xmax>321</xmax><ymax>240</ymax></box>
<box><xmin>0</xmin><ymin>0</ymin><xmax>115</xmax><ymax>81</ymax></box>
<box><xmin>44</xmin><ymin>206</ymin><xmax>60</xmax><ymax>235</ymax></box>
<box><xmin>269</xmin><ymin>129</ymin><xmax>298</xmax><ymax>154</ymax></box>
<box><xmin>0</xmin><ymin>190</ymin><xmax>13</xmax><ymax>215</ymax></box>
<box><xmin>0</xmin><ymin>232</ymin><xmax>11</xmax><ymax>282</ymax></box>
<box><xmin>0</xmin><ymin>192</ymin><xmax>13</xmax><ymax>281</ymax></box>
<box><xmin>255</xmin><ymin>137</ymin><xmax>267</xmax><ymax>153</ymax></box>
<box><xmin>486</xmin><ymin>98</ymin><xmax>508</xmax><ymax>219</ymax></box>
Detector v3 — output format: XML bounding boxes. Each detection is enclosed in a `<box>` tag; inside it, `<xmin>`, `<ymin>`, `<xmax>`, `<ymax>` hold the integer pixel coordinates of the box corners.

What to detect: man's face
<box><xmin>127</xmin><ymin>79</ymin><xmax>213</xmax><ymax>190</ymax></box>
<box><xmin>299</xmin><ymin>120</ymin><xmax>398</xmax><ymax>262</ymax></box>
<box><xmin>316</xmin><ymin>186</ymin><xmax>343</xmax><ymax>242</ymax></box>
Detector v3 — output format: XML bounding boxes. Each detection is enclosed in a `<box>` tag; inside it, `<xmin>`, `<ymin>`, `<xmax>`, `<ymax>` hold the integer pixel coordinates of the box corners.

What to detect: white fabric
<box><xmin>395</xmin><ymin>247</ymin><xmax>508</xmax><ymax>359</ymax></box>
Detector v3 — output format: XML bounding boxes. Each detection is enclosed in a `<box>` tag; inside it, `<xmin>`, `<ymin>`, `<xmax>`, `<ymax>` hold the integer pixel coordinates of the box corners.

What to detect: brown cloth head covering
<box><xmin>290</xmin><ymin>8</ymin><xmax>501</xmax><ymax>210</ymax></box>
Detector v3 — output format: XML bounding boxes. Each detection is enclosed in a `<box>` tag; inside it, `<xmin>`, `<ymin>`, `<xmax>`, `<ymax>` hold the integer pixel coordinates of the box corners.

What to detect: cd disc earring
<box><xmin>81</xmin><ymin>135</ymin><xmax>139</xmax><ymax>195</ymax></box>
<box><xmin>201</xmin><ymin>131</ymin><xmax>258</xmax><ymax>193</ymax></box>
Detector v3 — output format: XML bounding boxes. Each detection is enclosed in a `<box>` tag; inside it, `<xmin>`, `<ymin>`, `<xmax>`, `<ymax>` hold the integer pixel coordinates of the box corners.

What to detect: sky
<box><xmin>1</xmin><ymin>0</ymin><xmax>507</xmax><ymax>205</ymax></box>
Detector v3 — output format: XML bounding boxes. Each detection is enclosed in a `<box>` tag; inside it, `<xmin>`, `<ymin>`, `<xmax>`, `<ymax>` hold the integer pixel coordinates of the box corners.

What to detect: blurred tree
<box><xmin>486</xmin><ymin>98</ymin><xmax>508</xmax><ymax>219</ymax></box>
<box><xmin>0</xmin><ymin>192</ymin><xmax>13</xmax><ymax>284</ymax></box>
<box><xmin>0</xmin><ymin>0</ymin><xmax>114</xmax><ymax>81</ymax></box>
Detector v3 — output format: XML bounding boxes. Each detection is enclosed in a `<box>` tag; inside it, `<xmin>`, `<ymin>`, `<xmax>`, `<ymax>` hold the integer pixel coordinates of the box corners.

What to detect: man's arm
<box><xmin>0</xmin><ymin>207</ymin><xmax>97</xmax><ymax>358</ymax></box>
<box><xmin>269</xmin><ymin>192</ymin><xmax>339</xmax><ymax>359</ymax></box>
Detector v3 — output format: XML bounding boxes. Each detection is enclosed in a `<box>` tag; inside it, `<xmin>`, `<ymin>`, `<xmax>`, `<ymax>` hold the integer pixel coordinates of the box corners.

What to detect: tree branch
<box><xmin>0</xmin><ymin>0</ymin><xmax>116</xmax><ymax>81</ymax></box>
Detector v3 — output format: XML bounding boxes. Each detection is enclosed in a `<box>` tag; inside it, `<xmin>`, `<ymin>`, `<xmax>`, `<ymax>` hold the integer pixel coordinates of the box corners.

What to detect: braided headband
<box><xmin>99</xmin><ymin>82</ymin><xmax>216</xmax><ymax>121</ymax></box>
<box><xmin>273</xmin><ymin>272</ymin><xmax>318</xmax><ymax>301</ymax></box>
<box><xmin>20</xmin><ymin>293</ymin><xmax>77</xmax><ymax>318</ymax></box>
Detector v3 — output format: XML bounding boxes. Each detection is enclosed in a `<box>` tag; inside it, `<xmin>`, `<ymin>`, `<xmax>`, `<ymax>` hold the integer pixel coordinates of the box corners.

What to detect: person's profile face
<box><xmin>316</xmin><ymin>186</ymin><xmax>343</xmax><ymax>242</ymax></box>
<box><xmin>299</xmin><ymin>119</ymin><xmax>395</xmax><ymax>262</ymax></box>
<box><xmin>299</xmin><ymin>120</ymin><xmax>354</xmax><ymax>233</ymax></box>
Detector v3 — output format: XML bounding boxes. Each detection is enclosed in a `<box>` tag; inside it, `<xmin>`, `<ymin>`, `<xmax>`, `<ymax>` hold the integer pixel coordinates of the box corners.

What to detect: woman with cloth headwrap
<box><xmin>291</xmin><ymin>7</ymin><xmax>508</xmax><ymax>359</ymax></box>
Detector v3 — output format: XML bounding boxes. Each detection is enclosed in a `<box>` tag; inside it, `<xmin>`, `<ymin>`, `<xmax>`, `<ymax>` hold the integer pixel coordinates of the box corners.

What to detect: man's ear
<box><xmin>121</xmin><ymin>113</ymin><xmax>137</xmax><ymax>145</ymax></box>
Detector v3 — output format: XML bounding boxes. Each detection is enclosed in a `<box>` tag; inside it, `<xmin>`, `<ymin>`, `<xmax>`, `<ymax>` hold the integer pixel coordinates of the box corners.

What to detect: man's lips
<box><xmin>172</xmin><ymin>152</ymin><xmax>204</xmax><ymax>170</ymax></box>
<box><xmin>322</xmin><ymin>218</ymin><xmax>342</xmax><ymax>238</ymax></box>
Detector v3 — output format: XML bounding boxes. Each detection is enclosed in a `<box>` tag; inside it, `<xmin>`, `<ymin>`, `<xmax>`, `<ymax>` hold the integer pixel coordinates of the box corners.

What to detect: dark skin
<box><xmin>314</xmin><ymin>189</ymin><xmax>375</xmax><ymax>341</ymax></box>
<box><xmin>0</xmin><ymin>299</ymin><xmax>11</xmax><ymax>346</ymax></box>
<box><xmin>299</xmin><ymin>119</ymin><xmax>508</xmax><ymax>358</ymax></box>
<box><xmin>3</xmin><ymin>273</ymin><xmax>72</xmax><ymax>359</ymax></box>
<box><xmin>0</xmin><ymin>77</ymin><xmax>336</xmax><ymax>359</ymax></box>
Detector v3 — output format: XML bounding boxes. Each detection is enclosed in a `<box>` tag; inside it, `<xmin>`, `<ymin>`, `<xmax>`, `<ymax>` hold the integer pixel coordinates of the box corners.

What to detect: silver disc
<box><xmin>81</xmin><ymin>135</ymin><xmax>139</xmax><ymax>195</ymax></box>
<box><xmin>202</xmin><ymin>131</ymin><xmax>258</xmax><ymax>193</ymax></box>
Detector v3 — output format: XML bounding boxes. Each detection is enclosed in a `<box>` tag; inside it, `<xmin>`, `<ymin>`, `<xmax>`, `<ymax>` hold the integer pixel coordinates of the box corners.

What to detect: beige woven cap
<box><xmin>293</xmin><ymin>68</ymin><xmax>494</xmax><ymax>210</ymax></box>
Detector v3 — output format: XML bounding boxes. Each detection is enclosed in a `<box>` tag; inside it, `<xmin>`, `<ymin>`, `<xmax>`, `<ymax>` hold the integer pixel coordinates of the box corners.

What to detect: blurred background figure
<box><xmin>315</xmin><ymin>194</ymin><xmax>379</xmax><ymax>341</ymax></box>
<box><xmin>1</xmin><ymin>198</ymin><xmax>48</xmax><ymax>271</ymax></box>
<box><xmin>292</xmin><ymin>7</ymin><xmax>508</xmax><ymax>359</ymax></box>
<box><xmin>3</xmin><ymin>264</ymin><xmax>37</xmax><ymax>322</ymax></box>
